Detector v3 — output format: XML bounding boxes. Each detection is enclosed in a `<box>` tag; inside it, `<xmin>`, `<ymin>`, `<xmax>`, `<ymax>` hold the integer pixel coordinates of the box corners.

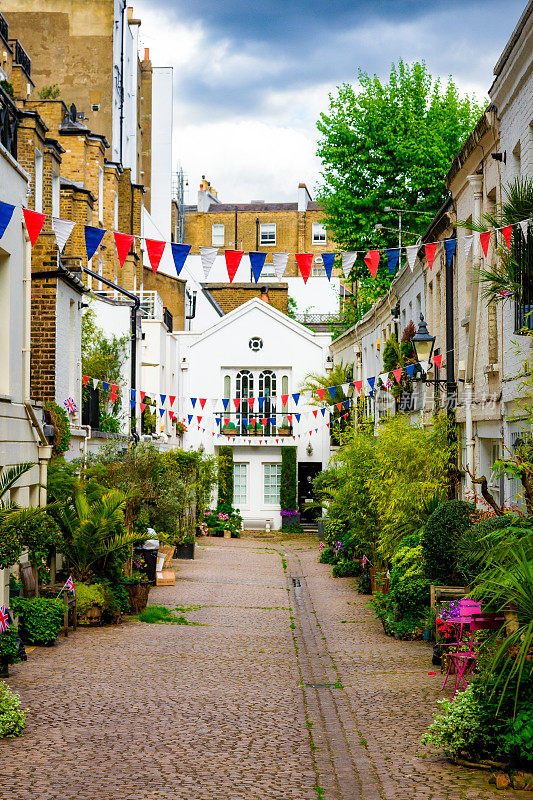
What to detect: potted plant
<box><xmin>122</xmin><ymin>554</ymin><xmax>151</xmax><ymax>613</ymax></box>
<box><xmin>174</xmin><ymin>532</ymin><xmax>195</xmax><ymax>559</ymax></box>
<box><xmin>175</xmin><ymin>420</ymin><xmax>187</xmax><ymax>439</ymax></box>
<box><xmin>74</xmin><ymin>583</ymin><xmax>105</xmax><ymax>626</ymax></box>
<box><xmin>11</xmin><ymin>597</ymin><xmax>64</xmax><ymax>645</ymax></box>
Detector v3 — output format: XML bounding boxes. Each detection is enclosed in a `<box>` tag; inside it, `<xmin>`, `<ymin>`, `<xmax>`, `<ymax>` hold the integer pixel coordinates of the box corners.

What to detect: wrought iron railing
<box><xmin>515</xmin><ymin>227</ymin><xmax>533</xmax><ymax>332</ymax></box>
<box><xmin>215</xmin><ymin>411</ymin><xmax>293</xmax><ymax>438</ymax></box>
<box><xmin>0</xmin><ymin>12</ymin><xmax>9</xmax><ymax>44</ymax></box>
<box><xmin>163</xmin><ymin>307</ymin><xmax>173</xmax><ymax>332</ymax></box>
<box><xmin>13</xmin><ymin>40</ymin><xmax>31</xmax><ymax>77</ymax></box>
<box><xmin>0</xmin><ymin>83</ymin><xmax>18</xmax><ymax>159</ymax></box>
<box><xmin>293</xmin><ymin>313</ymin><xmax>346</xmax><ymax>326</ymax></box>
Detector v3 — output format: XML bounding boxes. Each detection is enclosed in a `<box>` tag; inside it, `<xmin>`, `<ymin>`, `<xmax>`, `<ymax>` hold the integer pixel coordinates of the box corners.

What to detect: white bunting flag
<box><xmin>92</xmin><ymin>378</ymin><xmax>99</xmax><ymax>390</ymax></box>
<box><xmin>519</xmin><ymin>219</ymin><xmax>530</xmax><ymax>240</ymax></box>
<box><xmin>419</xmin><ymin>360</ymin><xmax>429</xmax><ymax>374</ymax></box>
<box><xmin>463</xmin><ymin>235</ymin><xmax>473</xmax><ymax>259</ymax></box>
<box><xmin>273</xmin><ymin>252</ymin><xmax>289</xmax><ymax>279</ymax></box>
<box><xmin>210</xmin><ymin>398</ymin><xmax>218</xmax><ymax>411</ymax></box>
<box><xmin>405</xmin><ymin>245</ymin><xmax>418</xmax><ymax>272</ymax></box>
<box><xmin>52</xmin><ymin>217</ymin><xmax>76</xmax><ymax>252</ymax></box>
<box><xmin>200</xmin><ymin>247</ymin><xmax>218</xmax><ymax>279</ymax></box>
<box><xmin>341</xmin><ymin>382</ymin><xmax>350</xmax><ymax>396</ymax></box>
<box><xmin>342</xmin><ymin>252</ymin><xmax>357</xmax><ymax>279</ymax></box>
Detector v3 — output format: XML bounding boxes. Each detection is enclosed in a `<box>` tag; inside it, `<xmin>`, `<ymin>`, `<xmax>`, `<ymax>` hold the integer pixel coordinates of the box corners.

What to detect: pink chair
<box><xmin>447</xmin><ymin>612</ymin><xmax>505</xmax><ymax>698</ymax></box>
<box><xmin>441</xmin><ymin>599</ymin><xmax>481</xmax><ymax>692</ymax></box>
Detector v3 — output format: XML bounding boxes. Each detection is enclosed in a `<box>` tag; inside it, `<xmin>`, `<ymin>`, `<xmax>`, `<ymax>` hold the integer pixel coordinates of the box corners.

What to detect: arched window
<box><xmin>281</xmin><ymin>375</ymin><xmax>289</xmax><ymax>426</ymax></box>
<box><xmin>259</xmin><ymin>370</ymin><xmax>276</xmax><ymax>435</ymax></box>
<box><xmin>236</xmin><ymin>370</ymin><xmax>253</xmax><ymax>434</ymax></box>
<box><xmin>223</xmin><ymin>375</ymin><xmax>231</xmax><ymax>399</ymax></box>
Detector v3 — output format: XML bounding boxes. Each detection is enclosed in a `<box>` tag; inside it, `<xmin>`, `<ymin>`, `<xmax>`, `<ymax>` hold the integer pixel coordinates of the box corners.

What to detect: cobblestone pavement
<box><xmin>0</xmin><ymin>536</ymin><xmax>528</xmax><ymax>800</ymax></box>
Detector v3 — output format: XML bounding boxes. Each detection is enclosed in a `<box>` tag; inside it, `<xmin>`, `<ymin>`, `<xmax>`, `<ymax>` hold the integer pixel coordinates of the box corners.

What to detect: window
<box><xmin>264</xmin><ymin>463</ymin><xmax>282</xmax><ymax>505</ymax></box>
<box><xmin>212</xmin><ymin>223</ymin><xmax>225</xmax><ymax>247</ymax></box>
<box><xmin>51</xmin><ymin>166</ymin><xmax>60</xmax><ymax>218</ymax></box>
<box><xmin>236</xmin><ymin>369</ymin><xmax>253</xmax><ymax>434</ymax></box>
<box><xmin>0</xmin><ymin>253</ymin><xmax>10</xmax><ymax>395</ymax></box>
<box><xmin>223</xmin><ymin>375</ymin><xmax>231</xmax><ymax>399</ymax></box>
<box><xmin>261</xmin><ymin>259</ymin><xmax>276</xmax><ymax>276</ymax></box>
<box><xmin>233</xmin><ymin>464</ymin><xmax>247</xmax><ymax>506</ymax></box>
<box><xmin>98</xmin><ymin>166</ymin><xmax>104</xmax><ymax>224</ymax></box>
<box><xmin>259</xmin><ymin>370</ymin><xmax>276</xmax><ymax>434</ymax></box>
<box><xmin>312</xmin><ymin>222</ymin><xmax>327</xmax><ymax>245</ymax></box>
<box><xmin>514</xmin><ymin>225</ymin><xmax>533</xmax><ymax>332</ymax></box>
<box><xmin>312</xmin><ymin>256</ymin><xmax>326</xmax><ymax>277</ymax></box>
<box><xmin>114</xmin><ymin>191</ymin><xmax>119</xmax><ymax>230</ymax></box>
<box><xmin>34</xmin><ymin>149</ymin><xmax>43</xmax><ymax>213</ymax></box>
<box><xmin>260</xmin><ymin>223</ymin><xmax>276</xmax><ymax>246</ymax></box>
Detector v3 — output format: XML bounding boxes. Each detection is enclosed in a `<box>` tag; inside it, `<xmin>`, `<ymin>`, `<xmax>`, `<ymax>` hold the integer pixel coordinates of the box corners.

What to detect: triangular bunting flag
<box><xmin>342</xmin><ymin>252</ymin><xmax>357</xmax><ymax>279</ymax></box>
<box><xmin>270</xmin><ymin>417</ymin><xmax>275</xmax><ymax>426</ymax></box>
<box><xmin>216</xmin><ymin>418</ymin><xmax>221</xmax><ymax>426</ymax></box>
<box><xmin>146</xmin><ymin>238</ymin><xmax>166</xmax><ymax>273</ymax></box>
<box><xmin>295</xmin><ymin>413</ymin><xmax>301</xmax><ymax>423</ymax></box>
<box><xmin>130</xmin><ymin>400</ymin><xmax>136</xmax><ymax>410</ymax></box>
<box><xmin>223</xmin><ymin>417</ymin><xmax>229</xmax><ymax>427</ymax></box>
<box><xmin>92</xmin><ymin>378</ymin><xmax>99</xmax><ymax>390</ymax></box>
<box><xmin>433</xmin><ymin>354</ymin><xmax>443</xmax><ymax>370</ymax></box>
<box><xmin>406</xmin><ymin>245</ymin><xmax>418</xmax><ymax>272</ymax></box>
<box><xmin>341</xmin><ymin>382</ymin><xmax>350</xmax><ymax>395</ymax></box>
<box><xmin>102</xmin><ymin>381</ymin><xmax>109</xmax><ymax>393</ymax></box>
<box><xmin>52</xmin><ymin>217</ymin><xmax>75</xmax><ymax>252</ymax></box>
<box><xmin>336</xmin><ymin>402</ymin><xmax>343</xmax><ymax>412</ymax></box>
<box><xmin>287</xmin><ymin>414</ymin><xmax>293</xmax><ymax>424</ymax></box>
<box><xmin>444</xmin><ymin>238</ymin><xmax>456</xmax><ymax>266</ymax></box>
<box><xmin>281</xmin><ymin>394</ymin><xmax>289</xmax><ymax>406</ymax></box>
<box><xmin>191</xmin><ymin>398</ymin><xmax>197</xmax><ymax>408</ymax></box>
<box><xmin>425</xmin><ymin>242</ymin><xmax>438</xmax><ymax>270</ymax></box>
<box><xmin>139</xmin><ymin>391</ymin><xmax>146</xmax><ymax>402</ymax></box>
<box><xmin>292</xmin><ymin>393</ymin><xmax>300</xmax><ymax>406</ymax></box>
<box><xmin>188</xmin><ymin>415</ymin><xmax>193</xmax><ymax>424</ymax></box>
<box><xmin>327</xmin><ymin>386</ymin><xmax>336</xmax><ymax>401</ymax></box>
<box><xmin>200</xmin><ymin>246</ymin><xmax>218</xmax><ymax>279</ymax></box>
<box><xmin>480</xmin><ymin>230</ymin><xmax>491</xmax><ymax>257</ymax></box>
<box><xmin>131</xmin><ymin>389</ymin><xmax>136</xmax><ymax>401</ymax></box>
<box><xmin>84</xmin><ymin>225</ymin><xmax>105</xmax><ymax>261</ymax></box>
<box><xmin>114</xmin><ymin>232</ymin><xmax>134</xmax><ymax>266</ymax></box>
<box><xmin>249</xmin><ymin>251</ymin><xmax>267</xmax><ymax>283</ymax></box>
<box><xmin>393</xmin><ymin>368</ymin><xmax>402</xmax><ymax>384</ymax></box>
<box><xmin>320</xmin><ymin>408</ymin><xmax>326</xmax><ymax>416</ymax></box>
<box><xmin>222</xmin><ymin>398</ymin><xmax>229</xmax><ymax>411</ymax></box>
<box><xmin>171</xmin><ymin>243</ymin><xmax>191</xmax><ymax>276</ymax></box>
<box><xmin>83</xmin><ymin>375</ymin><xmax>89</xmax><ymax>387</ymax></box>
<box><xmin>23</xmin><ymin>208</ymin><xmax>46</xmax><ymax>248</ymax></box>
<box><xmin>160</xmin><ymin>394</ymin><xmax>166</xmax><ymax>406</ymax></box>
<box><xmin>247</xmin><ymin>397</ymin><xmax>255</xmax><ymax>410</ymax></box>
<box><xmin>225</xmin><ymin>250</ymin><xmax>244</xmax><ymax>282</ymax></box>
<box><xmin>111</xmin><ymin>384</ymin><xmax>118</xmax><ymax>396</ymax></box>
<box><xmin>463</xmin><ymin>236</ymin><xmax>473</xmax><ymax>258</ymax></box>
<box><xmin>199</xmin><ymin>398</ymin><xmax>207</xmax><ymax>410</ymax></box>
<box><xmin>233</xmin><ymin>398</ymin><xmax>241</xmax><ymax>410</ymax></box>
<box><xmin>0</xmin><ymin>201</ymin><xmax>15</xmax><ymax>240</ymax></box>
<box><xmin>140</xmin><ymin>403</ymin><xmax>146</xmax><ymax>413</ymax></box>
<box><xmin>258</xmin><ymin>397</ymin><xmax>265</xmax><ymax>411</ymax></box>
<box><xmin>364</xmin><ymin>250</ymin><xmax>380</xmax><ymax>279</ymax></box>
<box><xmin>366</xmin><ymin>377</ymin><xmax>375</xmax><ymax>392</ymax></box>
<box><xmin>405</xmin><ymin>364</ymin><xmax>415</xmax><ymax>379</ymax></box>
<box><xmin>272</xmin><ymin>252</ymin><xmax>289</xmax><ymax>279</ymax></box>
<box><xmin>261</xmin><ymin>417</ymin><xmax>268</xmax><ymax>426</ymax></box>
<box><xmin>519</xmin><ymin>219</ymin><xmax>530</xmax><ymax>240</ymax></box>
<box><xmin>197</xmin><ymin>416</ymin><xmax>202</xmax><ymax>424</ymax></box>
<box><xmin>385</xmin><ymin>248</ymin><xmax>400</xmax><ymax>276</ymax></box>
<box><xmin>322</xmin><ymin>252</ymin><xmax>335</xmax><ymax>280</ymax></box>
<box><xmin>159</xmin><ymin>408</ymin><xmax>165</xmax><ymax>418</ymax></box>
<box><xmin>317</xmin><ymin>388</ymin><xmax>325</xmax><ymax>402</ymax></box>
<box><xmin>354</xmin><ymin>380</ymin><xmax>362</xmax><ymax>394</ymax></box>
<box><xmin>169</xmin><ymin>396</ymin><xmax>176</xmax><ymax>407</ymax></box>
<box><xmin>419</xmin><ymin>360</ymin><xmax>429</xmax><ymax>374</ymax></box>
<box><xmin>501</xmin><ymin>225</ymin><xmax>512</xmax><ymax>249</ymax></box>
<box><xmin>296</xmin><ymin>253</ymin><xmax>313</xmax><ymax>284</ymax></box>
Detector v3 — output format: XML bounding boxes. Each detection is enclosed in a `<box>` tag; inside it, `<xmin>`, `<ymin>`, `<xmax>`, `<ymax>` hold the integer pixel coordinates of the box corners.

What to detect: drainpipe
<box><xmin>465</xmin><ymin>173</ymin><xmax>483</xmax><ymax>497</ymax></box>
<box><xmin>83</xmin><ymin>267</ymin><xmax>140</xmax><ymax>437</ymax></box>
<box><xmin>119</xmin><ymin>0</ymin><xmax>126</xmax><ymax>165</ymax></box>
<box><xmin>22</xmin><ymin>228</ymin><xmax>31</xmax><ymax>401</ymax></box>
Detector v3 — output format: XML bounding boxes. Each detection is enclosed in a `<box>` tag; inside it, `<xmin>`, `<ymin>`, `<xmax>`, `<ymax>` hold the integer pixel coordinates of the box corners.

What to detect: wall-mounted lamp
<box><xmin>198</xmin><ymin>442</ymin><xmax>205</xmax><ymax>453</ymax></box>
<box><xmin>306</xmin><ymin>442</ymin><xmax>313</xmax><ymax>456</ymax></box>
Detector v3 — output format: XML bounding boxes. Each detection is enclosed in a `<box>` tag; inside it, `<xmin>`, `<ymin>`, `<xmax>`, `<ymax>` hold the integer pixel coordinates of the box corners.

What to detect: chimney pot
<box><xmin>144</xmin><ymin>47</ymin><xmax>150</xmax><ymax>61</ymax></box>
<box><xmin>260</xmin><ymin>286</ymin><xmax>270</xmax><ymax>304</ymax></box>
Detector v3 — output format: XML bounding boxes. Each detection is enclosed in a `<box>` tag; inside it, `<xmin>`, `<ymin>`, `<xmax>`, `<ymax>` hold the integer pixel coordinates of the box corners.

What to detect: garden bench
<box><xmin>241</xmin><ymin>518</ymin><xmax>274</xmax><ymax>533</ymax></box>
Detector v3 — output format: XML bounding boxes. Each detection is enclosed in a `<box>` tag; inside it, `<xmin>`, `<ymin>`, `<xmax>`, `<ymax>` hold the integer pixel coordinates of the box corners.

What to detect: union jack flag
<box><xmin>0</xmin><ymin>604</ymin><xmax>10</xmax><ymax>633</ymax></box>
<box><xmin>497</xmin><ymin>288</ymin><xmax>514</xmax><ymax>298</ymax></box>
<box><xmin>63</xmin><ymin>575</ymin><xmax>75</xmax><ymax>595</ymax></box>
<box><xmin>64</xmin><ymin>397</ymin><xmax>78</xmax><ymax>414</ymax></box>
<box><xmin>362</xmin><ymin>555</ymin><xmax>371</xmax><ymax>568</ymax></box>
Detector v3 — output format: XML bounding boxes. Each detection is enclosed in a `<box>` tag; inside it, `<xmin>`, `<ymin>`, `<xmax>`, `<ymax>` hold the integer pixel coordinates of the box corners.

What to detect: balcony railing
<box><xmin>515</xmin><ymin>226</ymin><xmax>533</xmax><ymax>332</ymax></box>
<box><xmin>139</xmin><ymin>290</ymin><xmax>164</xmax><ymax>321</ymax></box>
<box><xmin>215</xmin><ymin>411</ymin><xmax>293</xmax><ymax>438</ymax></box>
<box><xmin>13</xmin><ymin>40</ymin><xmax>31</xmax><ymax>78</ymax></box>
<box><xmin>0</xmin><ymin>83</ymin><xmax>18</xmax><ymax>159</ymax></box>
<box><xmin>0</xmin><ymin>12</ymin><xmax>9</xmax><ymax>44</ymax></box>
<box><xmin>163</xmin><ymin>307</ymin><xmax>173</xmax><ymax>332</ymax></box>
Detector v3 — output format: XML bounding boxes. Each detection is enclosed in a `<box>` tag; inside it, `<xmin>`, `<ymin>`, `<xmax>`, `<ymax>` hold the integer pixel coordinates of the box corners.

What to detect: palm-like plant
<box><xmin>300</xmin><ymin>361</ymin><xmax>354</xmax><ymax>405</ymax></box>
<box><xmin>460</xmin><ymin>177</ymin><xmax>533</xmax><ymax>303</ymax></box>
<box><xmin>0</xmin><ymin>463</ymin><xmax>47</xmax><ymax>569</ymax></box>
<box><xmin>50</xmin><ymin>486</ymin><xmax>138</xmax><ymax>581</ymax></box>
<box><xmin>0</xmin><ymin>462</ymin><xmax>35</xmax><ymax>508</ymax></box>
<box><xmin>471</xmin><ymin>529</ymin><xmax>533</xmax><ymax>715</ymax></box>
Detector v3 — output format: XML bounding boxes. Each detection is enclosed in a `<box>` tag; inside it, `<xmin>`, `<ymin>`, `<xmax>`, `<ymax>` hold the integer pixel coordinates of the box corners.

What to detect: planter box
<box><xmin>78</xmin><ymin>604</ymin><xmax>102</xmax><ymax>627</ymax></box>
<box><xmin>174</xmin><ymin>542</ymin><xmax>194</xmax><ymax>560</ymax></box>
<box><xmin>126</xmin><ymin>581</ymin><xmax>151</xmax><ymax>614</ymax></box>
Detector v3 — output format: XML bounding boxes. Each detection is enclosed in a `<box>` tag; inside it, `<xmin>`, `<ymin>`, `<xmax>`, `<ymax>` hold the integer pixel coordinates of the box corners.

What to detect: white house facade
<box><xmin>175</xmin><ymin>297</ymin><xmax>333</xmax><ymax>529</ymax></box>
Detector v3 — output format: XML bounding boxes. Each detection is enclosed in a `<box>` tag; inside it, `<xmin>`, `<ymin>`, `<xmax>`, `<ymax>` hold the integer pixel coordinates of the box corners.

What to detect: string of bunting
<box><xmin>1</xmin><ymin>200</ymin><xmax>530</xmax><ymax>284</ymax></box>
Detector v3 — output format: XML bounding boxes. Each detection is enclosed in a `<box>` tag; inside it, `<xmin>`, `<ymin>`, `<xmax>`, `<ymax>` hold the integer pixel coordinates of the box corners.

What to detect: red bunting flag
<box><xmin>114</xmin><ymin>232</ymin><xmax>134</xmax><ymax>267</ymax></box>
<box><xmin>480</xmin><ymin>230</ymin><xmax>491</xmax><ymax>257</ymax></box>
<box><xmin>261</xmin><ymin>418</ymin><xmax>268</xmax><ymax>426</ymax></box>
<box><xmin>432</xmin><ymin>354</ymin><xmax>443</xmax><ymax>370</ymax></box>
<box><xmin>296</xmin><ymin>253</ymin><xmax>313</xmax><ymax>284</ymax></box>
<box><xmin>392</xmin><ymin>368</ymin><xmax>402</xmax><ymax>384</ymax></box>
<box><xmin>197</xmin><ymin>416</ymin><xmax>202</xmax><ymax>424</ymax></box>
<box><xmin>140</xmin><ymin>391</ymin><xmax>145</xmax><ymax>402</ymax></box>
<box><xmin>281</xmin><ymin>394</ymin><xmax>289</xmax><ymax>406</ymax></box>
<box><xmin>247</xmin><ymin>397</ymin><xmax>255</xmax><ymax>410</ymax></box>
<box><xmin>233</xmin><ymin>398</ymin><xmax>241</xmax><ymax>410</ymax></box>
<box><xmin>23</xmin><ymin>208</ymin><xmax>46</xmax><ymax>247</ymax></box>
<box><xmin>83</xmin><ymin>375</ymin><xmax>89</xmax><ymax>386</ymax></box>
<box><xmin>287</xmin><ymin>414</ymin><xmax>293</xmax><ymax>424</ymax></box>
<box><xmin>140</xmin><ymin>403</ymin><xmax>146</xmax><ymax>412</ymax></box>
<box><xmin>169</xmin><ymin>396</ymin><xmax>176</xmax><ymax>407</ymax></box>
<box><xmin>111</xmin><ymin>383</ymin><xmax>118</xmax><ymax>395</ymax></box>
<box><xmin>145</xmin><ymin>238</ymin><xmax>166</xmax><ymax>273</ymax></box>
<box><xmin>224</xmin><ymin>418</ymin><xmax>230</xmax><ymax>427</ymax></box>
<box><xmin>336</xmin><ymin>402</ymin><xmax>343</xmax><ymax>412</ymax></box>
<box><xmin>199</xmin><ymin>398</ymin><xmax>207</xmax><ymax>410</ymax></box>
<box><xmin>317</xmin><ymin>388</ymin><xmax>326</xmax><ymax>401</ymax></box>
<box><xmin>501</xmin><ymin>225</ymin><xmax>512</xmax><ymax>249</ymax></box>
<box><xmin>354</xmin><ymin>380</ymin><xmax>362</xmax><ymax>393</ymax></box>
<box><xmin>276</xmin><ymin>439</ymin><xmax>279</xmax><ymax>444</ymax></box>
<box><xmin>364</xmin><ymin>250</ymin><xmax>380</xmax><ymax>279</ymax></box>
<box><xmin>425</xmin><ymin>242</ymin><xmax>438</xmax><ymax>271</ymax></box>
<box><xmin>312</xmin><ymin>410</ymin><xmax>318</xmax><ymax>418</ymax></box>
<box><xmin>169</xmin><ymin>411</ymin><xmax>175</xmax><ymax>420</ymax></box>
<box><xmin>225</xmin><ymin>250</ymin><xmax>244</xmax><ymax>282</ymax></box>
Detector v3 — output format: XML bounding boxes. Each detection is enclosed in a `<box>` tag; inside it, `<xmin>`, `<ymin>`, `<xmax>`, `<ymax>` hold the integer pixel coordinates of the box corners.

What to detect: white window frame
<box><xmin>212</xmin><ymin>223</ymin><xmax>225</xmax><ymax>247</ymax></box>
<box><xmin>263</xmin><ymin>463</ymin><xmax>282</xmax><ymax>505</ymax></box>
<box><xmin>98</xmin><ymin>165</ymin><xmax>104</xmax><ymax>224</ymax></box>
<box><xmin>260</xmin><ymin>223</ymin><xmax>276</xmax><ymax>246</ymax></box>
<box><xmin>312</xmin><ymin>222</ymin><xmax>327</xmax><ymax>245</ymax></box>
<box><xmin>312</xmin><ymin>256</ymin><xmax>326</xmax><ymax>277</ymax></box>
<box><xmin>34</xmin><ymin>148</ymin><xmax>43</xmax><ymax>213</ymax></box>
<box><xmin>233</xmin><ymin>463</ymin><xmax>248</xmax><ymax>507</ymax></box>
<box><xmin>114</xmin><ymin>191</ymin><xmax>119</xmax><ymax>230</ymax></box>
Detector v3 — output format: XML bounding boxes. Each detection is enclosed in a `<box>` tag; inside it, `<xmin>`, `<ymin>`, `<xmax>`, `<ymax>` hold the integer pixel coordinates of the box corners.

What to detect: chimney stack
<box><xmin>260</xmin><ymin>286</ymin><xmax>270</xmax><ymax>304</ymax></box>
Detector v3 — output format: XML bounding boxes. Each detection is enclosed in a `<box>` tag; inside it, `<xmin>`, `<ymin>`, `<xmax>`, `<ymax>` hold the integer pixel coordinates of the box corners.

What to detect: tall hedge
<box><xmin>280</xmin><ymin>448</ymin><xmax>297</xmax><ymax>511</ymax></box>
<box><xmin>421</xmin><ymin>499</ymin><xmax>477</xmax><ymax>584</ymax></box>
<box><xmin>217</xmin><ymin>446</ymin><xmax>234</xmax><ymax>505</ymax></box>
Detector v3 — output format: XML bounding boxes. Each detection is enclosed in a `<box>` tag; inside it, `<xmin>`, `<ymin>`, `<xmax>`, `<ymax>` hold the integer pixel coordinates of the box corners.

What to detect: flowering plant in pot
<box><xmin>175</xmin><ymin>420</ymin><xmax>187</xmax><ymax>437</ymax></box>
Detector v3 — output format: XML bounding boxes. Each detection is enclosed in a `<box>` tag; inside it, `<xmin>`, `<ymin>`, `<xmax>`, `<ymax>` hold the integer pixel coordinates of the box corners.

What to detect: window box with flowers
<box><xmin>175</xmin><ymin>420</ymin><xmax>187</xmax><ymax>438</ymax></box>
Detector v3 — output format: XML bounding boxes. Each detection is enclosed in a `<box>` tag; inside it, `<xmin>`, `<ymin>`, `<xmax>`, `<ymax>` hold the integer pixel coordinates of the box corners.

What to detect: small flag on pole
<box><xmin>63</xmin><ymin>576</ymin><xmax>75</xmax><ymax>595</ymax></box>
<box><xmin>0</xmin><ymin>604</ymin><xmax>10</xmax><ymax>633</ymax></box>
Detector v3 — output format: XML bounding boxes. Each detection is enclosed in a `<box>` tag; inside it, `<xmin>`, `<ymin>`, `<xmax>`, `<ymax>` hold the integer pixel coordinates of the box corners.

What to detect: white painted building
<box><xmin>175</xmin><ymin>297</ymin><xmax>332</xmax><ymax>529</ymax></box>
<box><xmin>0</xmin><ymin>146</ymin><xmax>52</xmax><ymax>606</ymax></box>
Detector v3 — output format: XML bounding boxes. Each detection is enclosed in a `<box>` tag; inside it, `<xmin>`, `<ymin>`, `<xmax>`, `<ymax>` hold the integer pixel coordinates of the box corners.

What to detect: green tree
<box><xmin>217</xmin><ymin>447</ymin><xmax>234</xmax><ymax>505</ymax></box>
<box><xmin>317</xmin><ymin>60</ymin><xmax>483</xmax><ymax>303</ymax></box>
<box><xmin>280</xmin><ymin>448</ymin><xmax>297</xmax><ymax>511</ymax></box>
<box><xmin>82</xmin><ymin>305</ymin><xmax>128</xmax><ymax>432</ymax></box>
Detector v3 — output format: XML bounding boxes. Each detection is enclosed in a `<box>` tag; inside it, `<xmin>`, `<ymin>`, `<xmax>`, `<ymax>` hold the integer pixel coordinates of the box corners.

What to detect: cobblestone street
<box><xmin>0</xmin><ymin>537</ymin><xmax>529</xmax><ymax>800</ymax></box>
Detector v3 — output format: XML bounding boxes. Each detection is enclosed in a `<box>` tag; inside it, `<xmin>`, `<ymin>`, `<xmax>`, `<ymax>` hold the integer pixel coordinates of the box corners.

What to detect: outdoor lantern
<box><xmin>411</xmin><ymin>314</ymin><xmax>436</xmax><ymax>364</ymax></box>
<box><xmin>306</xmin><ymin>442</ymin><xmax>313</xmax><ymax>456</ymax></box>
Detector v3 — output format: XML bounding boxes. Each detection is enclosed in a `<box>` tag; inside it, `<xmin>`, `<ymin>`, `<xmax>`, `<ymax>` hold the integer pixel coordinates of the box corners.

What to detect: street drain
<box><xmin>291</xmin><ymin>577</ymin><xmax>301</xmax><ymax>587</ymax></box>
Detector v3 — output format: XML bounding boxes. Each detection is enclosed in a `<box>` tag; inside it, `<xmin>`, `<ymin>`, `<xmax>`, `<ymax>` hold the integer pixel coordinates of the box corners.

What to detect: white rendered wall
<box><xmin>55</xmin><ymin>281</ymin><xmax>82</xmax><ymax>425</ymax></box>
<box><xmin>150</xmin><ymin>67</ymin><xmax>174</xmax><ymax>241</ymax></box>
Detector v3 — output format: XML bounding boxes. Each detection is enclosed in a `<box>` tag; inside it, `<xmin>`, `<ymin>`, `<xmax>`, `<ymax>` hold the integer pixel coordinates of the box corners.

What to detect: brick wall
<box><xmin>204</xmin><ymin>284</ymin><xmax>288</xmax><ymax>315</ymax></box>
<box><xmin>142</xmin><ymin>267</ymin><xmax>186</xmax><ymax>330</ymax></box>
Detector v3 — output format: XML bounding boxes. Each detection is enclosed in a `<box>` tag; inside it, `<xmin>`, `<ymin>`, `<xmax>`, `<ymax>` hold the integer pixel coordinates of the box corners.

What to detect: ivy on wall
<box><xmin>217</xmin><ymin>446</ymin><xmax>234</xmax><ymax>505</ymax></box>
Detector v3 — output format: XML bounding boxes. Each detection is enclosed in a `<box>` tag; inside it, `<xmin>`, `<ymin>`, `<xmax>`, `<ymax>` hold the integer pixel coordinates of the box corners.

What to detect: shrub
<box><xmin>0</xmin><ymin>626</ymin><xmax>20</xmax><ymax>665</ymax></box>
<box><xmin>74</xmin><ymin>583</ymin><xmax>106</xmax><ymax>617</ymax></box>
<box><xmin>0</xmin><ymin>682</ymin><xmax>26</xmax><ymax>738</ymax></box>
<box><xmin>457</xmin><ymin>514</ymin><xmax>529</xmax><ymax>583</ymax></box>
<box><xmin>44</xmin><ymin>400</ymin><xmax>71</xmax><ymax>456</ymax></box>
<box><xmin>17</xmin><ymin>513</ymin><xmax>62</xmax><ymax>569</ymax></box>
<box><xmin>504</xmin><ymin>706</ymin><xmax>533</xmax><ymax>764</ymax></box>
<box><xmin>318</xmin><ymin>546</ymin><xmax>336</xmax><ymax>564</ymax></box>
<box><xmin>332</xmin><ymin>559</ymin><xmax>362</xmax><ymax>578</ymax></box>
<box><xmin>421</xmin><ymin>500</ymin><xmax>477</xmax><ymax>583</ymax></box>
<box><xmin>280</xmin><ymin>448</ymin><xmax>297</xmax><ymax>511</ymax></box>
<box><xmin>0</xmin><ymin>523</ymin><xmax>22</xmax><ymax>569</ymax></box>
<box><xmin>217</xmin><ymin>447</ymin><xmax>233</xmax><ymax>504</ymax></box>
<box><xmin>11</xmin><ymin>598</ymin><xmax>64</xmax><ymax>645</ymax></box>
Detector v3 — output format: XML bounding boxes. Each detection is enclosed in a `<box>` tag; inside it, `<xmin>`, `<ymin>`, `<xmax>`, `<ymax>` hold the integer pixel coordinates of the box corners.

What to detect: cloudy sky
<box><xmin>135</xmin><ymin>0</ymin><xmax>524</xmax><ymax>204</ymax></box>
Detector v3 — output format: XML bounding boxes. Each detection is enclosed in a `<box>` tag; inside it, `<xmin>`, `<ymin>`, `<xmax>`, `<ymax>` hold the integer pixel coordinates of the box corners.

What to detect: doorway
<box><xmin>298</xmin><ymin>462</ymin><xmax>322</xmax><ymax>522</ymax></box>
